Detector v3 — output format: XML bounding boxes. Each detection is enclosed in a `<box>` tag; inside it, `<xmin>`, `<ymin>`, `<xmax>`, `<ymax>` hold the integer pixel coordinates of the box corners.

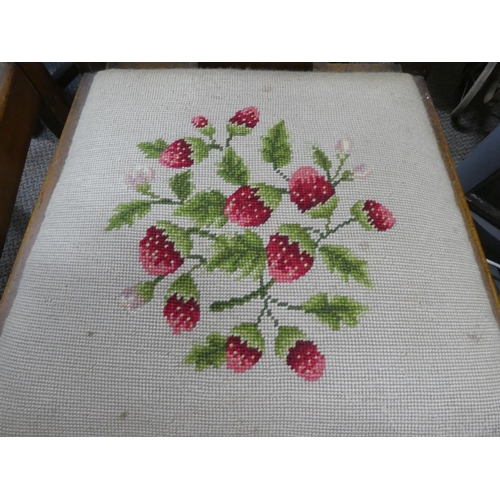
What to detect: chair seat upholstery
<box><xmin>1</xmin><ymin>68</ymin><xmax>499</xmax><ymax>436</ymax></box>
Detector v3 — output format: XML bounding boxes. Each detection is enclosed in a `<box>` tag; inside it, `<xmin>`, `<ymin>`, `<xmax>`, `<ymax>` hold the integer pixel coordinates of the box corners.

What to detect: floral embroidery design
<box><xmin>107</xmin><ymin>108</ymin><xmax>396</xmax><ymax>382</ymax></box>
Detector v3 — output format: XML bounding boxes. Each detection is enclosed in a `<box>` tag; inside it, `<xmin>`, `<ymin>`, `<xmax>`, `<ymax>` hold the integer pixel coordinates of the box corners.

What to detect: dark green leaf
<box><xmin>274</xmin><ymin>326</ymin><xmax>306</xmax><ymax>358</ymax></box>
<box><xmin>312</xmin><ymin>146</ymin><xmax>332</xmax><ymax>171</ymax></box>
<box><xmin>206</xmin><ymin>230</ymin><xmax>267</xmax><ymax>280</ymax></box>
<box><xmin>173</xmin><ymin>190</ymin><xmax>228</xmax><ymax>228</ymax></box>
<box><xmin>301</xmin><ymin>293</ymin><xmax>368</xmax><ymax>331</ymax></box>
<box><xmin>217</xmin><ymin>147</ymin><xmax>250</xmax><ymax>186</ymax></box>
<box><xmin>167</xmin><ymin>274</ymin><xmax>200</xmax><ymax>301</ymax></box>
<box><xmin>105</xmin><ymin>200</ymin><xmax>152</xmax><ymax>231</ymax></box>
<box><xmin>319</xmin><ymin>245</ymin><xmax>372</xmax><ymax>287</ymax></box>
<box><xmin>184</xmin><ymin>334</ymin><xmax>227</xmax><ymax>371</ymax></box>
<box><xmin>155</xmin><ymin>221</ymin><xmax>193</xmax><ymax>256</ymax></box>
<box><xmin>231</xmin><ymin>324</ymin><xmax>265</xmax><ymax>352</ymax></box>
<box><xmin>261</xmin><ymin>120</ymin><xmax>292</xmax><ymax>168</ymax></box>
<box><xmin>169</xmin><ymin>171</ymin><xmax>194</xmax><ymax>201</ymax></box>
<box><xmin>350</xmin><ymin>201</ymin><xmax>373</xmax><ymax>231</ymax></box>
<box><xmin>135</xmin><ymin>280</ymin><xmax>157</xmax><ymax>302</ymax></box>
<box><xmin>137</xmin><ymin>139</ymin><xmax>168</xmax><ymax>159</ymax></box>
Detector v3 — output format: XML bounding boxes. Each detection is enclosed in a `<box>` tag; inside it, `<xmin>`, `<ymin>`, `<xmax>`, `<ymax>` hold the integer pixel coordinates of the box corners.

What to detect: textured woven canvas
<box><xmin>1</xmin><ymin>69</ymin><xmax>500</xmax><ymax>436</ymax></box>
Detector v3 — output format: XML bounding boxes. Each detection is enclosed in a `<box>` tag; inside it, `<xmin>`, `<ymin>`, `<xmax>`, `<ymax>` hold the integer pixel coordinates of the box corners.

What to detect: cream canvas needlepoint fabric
<box><xmin>1</xmin><ymin>69</ymin><xmax>500</xmax><ymax>436</ymax></box>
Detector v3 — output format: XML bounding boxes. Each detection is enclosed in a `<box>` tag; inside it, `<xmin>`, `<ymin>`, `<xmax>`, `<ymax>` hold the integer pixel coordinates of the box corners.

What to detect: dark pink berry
<box><xmin>139</xmin><ymin>226</ymin><xmax>184</xmax><ymax>276</ymax></box>
<box><xmin>159</xmin><ymin>139</ymin><xmax>193</xmax><ymax>168</ymax></box>
<box><xmin>229</xmin><ymin>107</ymin><xmax>260</xmax><ymax>128</ymax></box>
<box><xmin>289</xmin><ymin>167</ymin><xmax>334</xmax><ymax>212</ymax></box>
<box><xmin>224</xmin><ymin>186</ymin><xmax>272</xmax><ymax>227</ymax></box>
<box><xmin>363</xmin><ymin>200</ymin><xmax>396</xmax><ymax>231</ymax></box>
<box><xmin>226</xmin><ymin>336</ymin><xmax>262</xmax><ymax>373</ymax></box>
<box><xmin>191</xmin><ymin>116</ymin><xmax>208</xmax><ymax>128</ymax></box>
<box><xmin>287</xmin><ymin>340</ymin><xmax>325</xmax><ymax>381</ymax></box>
<box><xmin>163</xmin><ymin>294</ymin><xmax>200</xmax><ymax>334</ymax></box>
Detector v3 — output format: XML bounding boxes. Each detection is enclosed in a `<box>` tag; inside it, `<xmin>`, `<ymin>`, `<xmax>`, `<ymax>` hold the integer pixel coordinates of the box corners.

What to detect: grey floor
<box><xmin>1</xmin><ymin>63</ymin><xmax>499</xmax><ymax>297</ymax></box>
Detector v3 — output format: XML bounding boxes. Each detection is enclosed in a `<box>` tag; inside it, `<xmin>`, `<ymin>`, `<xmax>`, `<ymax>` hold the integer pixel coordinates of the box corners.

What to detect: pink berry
<box><xmin>229</xmin><ymin>107</ymin><xmax>260</xmax><ymax>128</ymax></box>
<box><xmin>287</xmin><ymin>340</ymin><xmax>325</xmax><ymax>381</ymax></box>
<box><xmin>266</xmin><ymin>233</ymin><xmax>314</xmax><ymax>283</ymax></box>
<box><xmin>289</xmin><ymin>167</ymin><xmax>334</xmax><ymax>212</ymax></box>
<box><xmin>159</xmin><ymin>139</ymin><xmax>193</xmax><ymax>169</ymax></box>
<box><xmin>224</xmin><ymin>186</ymin><xmax>272</xmax><ymax>227</ymax></box>
<box><xmin>363</xmin><ymin>200</ymin><xmax>396</xmax><ymax>231</ymax></box>
<box><xmin>226</xmin><ymin>336</ymin><xmax>262</xmax><ymax>373</ymax></box>
<box><xmin>139</xmin><ymin>226</ymin><xmax>184</xmax><ymax>276</ymax></box>
<box><xmin>163</xmin><ymin>294</ymin><xmax>200</xmax><ymax>334</ymax></box>
<box><xmin>191</xmin><ymin>116</ymin><xmax>208</xmax><ymax>128</ymax></box>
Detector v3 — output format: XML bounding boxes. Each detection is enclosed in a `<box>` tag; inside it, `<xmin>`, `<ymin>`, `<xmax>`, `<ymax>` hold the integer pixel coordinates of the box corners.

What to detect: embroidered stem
<box><xmin>151</xmin><ymin>198</ymin><xmax>182</xmax><ymax>206</ymax></box>
<box><xmin>266</xmin><ymin>307</ymin><xmax>280</xmax><ymax>328</ymax></box>
<box><xmin>225</xmin><ymin>134</ymin><xmax>233</xmax><ymax>148</ymax></box>
<box><xmin>152</xmin><ymin>276</ymin><xmax>164</xmax><ymax>286</ymax></box>
<box><xmin>267</xmin><ymin>296</ymin><xmax>301</xmax><ymax>311</ymax></box>
<box><xmin>315</xmin><ymin>217</ymin><xmax>356</xmax><ymax>243</ymax></box>
<box><xmin>303</xmin><ymin>226</ymin><xmax>323</xmax><ymax>235</ymax></box>
<box><xmin>186</xmin><ymin>254</ymin><xmax>207</xmax><ymax>264</ymax></box>
<box><xmin>210</xmin><ymin>279</ymin><xmax>275</xmax><ymax>312</ymax></box>
<box><xmin>273</xmin><ymin>164</ymin><xmax>290</xmax><ymax>183</ymax></box>
<box><xmin>331</xmin><ymin>153</ymin><xmax>350</xmax><ymax>183</ymax></box>
<box><xmin>256</xmin><ymin>297</ymin><xmax>269</xmax><ymax>326</ymax></box>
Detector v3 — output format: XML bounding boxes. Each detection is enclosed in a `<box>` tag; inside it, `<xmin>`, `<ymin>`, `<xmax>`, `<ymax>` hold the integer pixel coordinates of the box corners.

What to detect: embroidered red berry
<box><xmin>224</xmin><ymin>186</ymin><xmax>273</xmax><ymax>227</ymax></box>
<box><xmin>229</xmin><ymin>106</ymin><xmax>260</xmax><ymax>128</ymax></box>
<box><xmin>139</xmin><ymin>226</ymin><xmax>184</xmax><ymax>276</ymax></box>
<box><xmin>266</xmin><ymin>226</ymin><xmax>315</xmax><ymax>283</ymax></box>
<box><xmin>159</xmin><ymin>139</ymin><xmax>194</xmax><ymax>169</ymax></box>
<box><xmin>226</xmin><ymin>335</ymin><xmax>263</xmax><ymax>373</ymax></box>
<box><xmin>362</xmin><ymin>200</ymin><xmax>396</xmax><ymax>231</ymax></box>
<box><xmin>289</xmin><ymin>166</ymin><xmax>335</xmax><ymax>212</ymax></box>
<box><xmin>163</xmin><ymin>294</ymin><xmax>200</xmax><ymax>334</ymax></box>
<box><xmin>191</xmin><ymin>116</ymin><xmax>208</xmax><ymax>128</ymax></box>
<box><xmin>286</xmin><ymin>340</ymin><xmax>325</xmax><ymax>381</ymax></box>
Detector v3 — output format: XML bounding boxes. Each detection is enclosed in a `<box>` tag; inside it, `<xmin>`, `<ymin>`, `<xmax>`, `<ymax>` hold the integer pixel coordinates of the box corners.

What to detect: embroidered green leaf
<box><xmin>261</xmin><ymin>120</ymin><xmax>292</xmax><ymax>168</ymax></box>
<box><xmin>319</xmin><ymin>245</ymin><xmax>372</xmax><ymax>287</ymax></box>
<box><xmin>301</xmin><ymin>293</ymin><xmax>368</xmax><ymax>331</ymax></box>
<box><xmin>206</xmin><ymin>230</ymin><xmax>267</xmax><ymax>280</ymax></box>
<box><xmin>253</xmin><ymin>183</ymin><xmax>283</xmax><ymax>209</ymax></box>
<box><xmin>306</xmin><ymin>196</ymin><xmax>339</xmax><ymax>219</ymax></box>
<box><xmin>169</xmin><ymin>171</ymin><xmax>194</xmax><ymax>201</ymax></box>
<box><xmin>200</xmin><ymin>124</ymin><xmax>216</xmax><ymax>137</ymax></box>
<box><xmin>227</xmin><ymin>123</ymin><xmax>253</xmax><ymax>136</ymax></box>
<box><xmin>217</xmin><ymin>147</ymin><xmax>250</xmax><ymax>186</ymax></box>
<box><xmin>274</xmin><ymin>326</ymin><xmax>306</xmax><ymax>358</ymax></box>
<box><xmin>167</xmin><ymin>274</ymin><xmax>200</xmax><ymax>301</ymax></box>
<box><xmin>136</xmin><ymin>184</ymin><xmax>161</xmax><ymax>199</ymax></box>
<box><xmin>155</xmin><ymin>221</ymin><xmax>193</xmax><ymax>256</ymax></box>
<box><xmin>341</xmin><ymin>170</ymin><xmax>354</xmax><ymax>181</ymax></box>
<box><xmin>278</xmin><ymin>224</ymin><xmax>316</xmax><ymax>256</ymax></box>
<box><xmin>105</xmin><ymin>200</ymin><xmax>152</xmax><ymax>231</ymax></box>
<box><xmin>184</xmin><ymin>137</ymin><xmax>211</xmax><ymax>163</ymax></box>
<box><xmin>137</xmin><ymin>139</ymin><xmax>168</xmax><ymax>159</ymax></box>
<box><xmin>184</xmin><ymin>333</ymin><xmax>227</xmax><ymax>370</ymax></box>
<box><xmin>312</xmin><ymin>145</ymin><xmax>332</xmax><ymax>171</ymax></box>
<box><xmin>173</xmin><ymin>190</ymin><xmax>228</xmax><ymax>228</ymax></box>
<box><xmin>231</xmin><ymin>324</ymin><xmax>265</xmax><ymax>352</ymax></box>
<box><xmin>350</xmin><ymin>200</ymin><xmax>373</xmax><ymax>231</ymax></box>
<box><xmin>135</xmin><ymin>280</ymin><xmax>159</xmax><ymax>302</ymax></box>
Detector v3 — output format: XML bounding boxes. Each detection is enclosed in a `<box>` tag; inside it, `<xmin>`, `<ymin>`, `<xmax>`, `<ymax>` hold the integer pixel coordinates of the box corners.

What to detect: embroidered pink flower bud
<box><xmin>335</xmin><ymin>138</ymin><xmax>352</xmax><ymax>154</ymax></box>
<box><xmin>353</xmin><ymin>164</ymin><xmax>372</xmax><ymax>179</ymax></box>
<box><xmin>125</xmin><ymin>166</ymin><xmax>155</xmax><ymax>190</ymax></box>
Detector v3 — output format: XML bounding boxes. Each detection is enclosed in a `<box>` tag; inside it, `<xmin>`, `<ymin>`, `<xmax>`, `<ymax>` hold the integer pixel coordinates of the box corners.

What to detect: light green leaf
<box><xmin>173</xmin><ymin>190</ymin><xmax>228</xmax><ymax>228</ymax></box>
<box><xmin>231</xmin><ymin>324</ymin><xmax>265</xmax><ymax>352</ymax></box>
<box><xmin>184</xmin><ymin>137</ymin><xmax>211</xmax><ymax>164</ymax></box>
<box><xmin>155</xmin><ymin>221</ymin><xmax>193</xmax><ymax>256</ymax></box>
<box><xmin>274</xmin><ymin>326</ymin><xmax>306</xmax><ymax>358</ymax></box>
<box><xmin>206</xmin><ymin>230</ymin><xmax>267</xmax><ymax>280</ymax></box>
<box><xmin>306</xmin><ymin>196</ymin><xmax>339</xmax><ymax>219</ymax></box>
<box><xmin>253</xmin><ymin>183</ymin><xmax>283</xmax><ymax>209</ymax></box>
<box><xmin>312</xmin><ymin>145</ymin><xmax>332</xmax><ymax>171</ymax></box>
<box><xmin>350</xmin><ymin>200</ymin><xmax>373</xmax><ymax>231</ymax></box>
<box><xmin>278</xmin><ymin>224</ymin><xmax>316</xmax><ymax>256</ymax></box>
<box><xmin>105</xmin><ymin>200</ymin><xmax>152</xmax><ymax>231</ymax></box>
<box><xmin>301</xmin><ymin>293</ymin><xmax>368</xmax><ymax>331</ymax></box>
<box><xmin>227</xmin><ymin>123</ymin><xmax>253</xmax><ymax>136</ymax></box>
<box><xmin>217</xmin><ymin>147</ymin><xmax>250</xmax><ymax>186</ymax></box>
<box><xmin>167</xmin><ymin>274</ymin><xmax>200</xmax><ymax>301</ymax></box>
<box><xmin>341</xmin><ymin>170</ymin><xmax>354</xmax><ymax>181</ymax></box>
<box><xmin>169</xmin><ymin>171</ymin><xmax>194</xmax><ymax>201</ymax></box>
<box><xmin>319</xmin><ymin>245</ymin><xmax>372</xmax><ymax>287</ymax></box>
<box><xmin>136</xmin><ymin>184</ymin><xmax>160</xmax><ymax>199</ymax></box>
<box><xmin>137</xmin><ymin>139</ymin><xmax>168</xmax><ymax>159</ymax></box>
<box><xmin>184</xmin><ymin>334</ymin><xmax>227</xmax><ymax>370</ymax></box>
<box><xmin>261</xmin><ymin>120</ymin><xmax>292</xmax><ymax>168</ymax></box>
<box><xmin>200</xmin><ymin>125</ymin><xmax>216</xmax><ymax>137</ymax></box>
<box><xmin>136</xmin><ymin>280</ymin><xmax>157</xmax><ymax>302</ymax></box>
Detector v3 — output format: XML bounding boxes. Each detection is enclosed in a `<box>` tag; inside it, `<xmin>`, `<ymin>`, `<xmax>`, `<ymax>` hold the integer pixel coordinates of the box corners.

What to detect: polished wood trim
<box><xmin>0</xmin><ymin>63</ymin><xmax>40</xmax><ymax>258</ymax></box>
<box><xmin>415</xmin><ymin>76</ymin><xmax>500</xmax><ymax>321</ymax></box>
<box><xmin>0</xmin><ymin>74</ymin><xmax>94</xmax><ymax>331</ymax></box>
<box><xmin>15</xmin><ymin>63</ymin><xmax>71</xmax><ymax>138</ymax></box>
<box><xmin>106</xmin><ymin>62</ymin><xmax>197</xmax><ymax>70</ymax></box>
